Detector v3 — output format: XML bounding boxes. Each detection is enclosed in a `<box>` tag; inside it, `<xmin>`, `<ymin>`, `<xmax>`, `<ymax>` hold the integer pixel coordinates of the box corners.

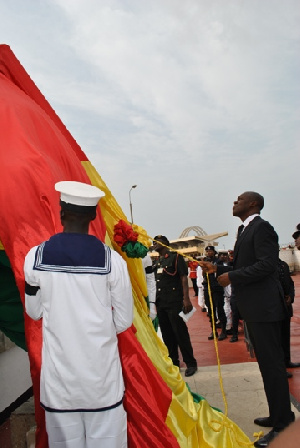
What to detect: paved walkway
<box><xmin>184</xmin><ymin>362</ymin><xmax>300</xmax><ymax>441</ymax></box>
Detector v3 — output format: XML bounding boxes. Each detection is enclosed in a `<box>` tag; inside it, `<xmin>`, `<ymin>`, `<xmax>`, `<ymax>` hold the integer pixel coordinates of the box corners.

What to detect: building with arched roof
<box><xmin>150</xmin><ymin>226</ymin><xmax>228</xmax><ymax>258</ymax></box>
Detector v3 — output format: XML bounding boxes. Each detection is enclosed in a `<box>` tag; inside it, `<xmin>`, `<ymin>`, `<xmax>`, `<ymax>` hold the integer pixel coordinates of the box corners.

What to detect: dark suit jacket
<box><xmin>217</xmin><ymin>216</ymin><xmax>287</xmax><ymax>323</ymax></box>
<box><xmin>278</xmin><ymin>259</ymin><xmax>295</xmax><ymax>318</ymax></box>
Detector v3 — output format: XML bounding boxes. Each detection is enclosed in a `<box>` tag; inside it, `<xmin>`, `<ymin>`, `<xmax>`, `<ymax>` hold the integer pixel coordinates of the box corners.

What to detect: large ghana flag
<box><xmin>0</xmin><ymin>45</ymin><xmax>252</xmax><ymax>447</ymax></box>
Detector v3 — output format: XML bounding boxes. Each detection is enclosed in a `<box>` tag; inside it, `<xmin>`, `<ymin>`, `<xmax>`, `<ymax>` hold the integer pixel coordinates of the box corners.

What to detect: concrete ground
<box><xmin>183</xmin><ymin>362</ymin><xmax>300</xmax><ymax>442</ymax></box>
<box><xmin>3</xmin><ymin>362</ymin><xmax>299</xmax><ymax>447</ymax></box>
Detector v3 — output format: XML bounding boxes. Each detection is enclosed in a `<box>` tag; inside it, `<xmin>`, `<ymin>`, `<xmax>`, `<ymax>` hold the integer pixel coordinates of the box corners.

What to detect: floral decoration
<box><xmin>114</xmin><ymin>219</ymin><xmax>148</xmax><ymax>258</ymax></box>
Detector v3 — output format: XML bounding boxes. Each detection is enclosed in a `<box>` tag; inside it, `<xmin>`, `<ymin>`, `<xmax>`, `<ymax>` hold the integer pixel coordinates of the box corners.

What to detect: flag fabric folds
<box><xmin>0</xmin><ymin>45</ymin><xmax>252</xmax><ymax>447</ymax></box>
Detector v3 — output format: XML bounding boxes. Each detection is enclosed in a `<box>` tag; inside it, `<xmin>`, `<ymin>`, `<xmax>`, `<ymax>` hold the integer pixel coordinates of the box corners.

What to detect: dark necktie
<box><xmin>237</xmin><ymin>225</ymin><xmax>244</xmax><ymax>238</ymax></box>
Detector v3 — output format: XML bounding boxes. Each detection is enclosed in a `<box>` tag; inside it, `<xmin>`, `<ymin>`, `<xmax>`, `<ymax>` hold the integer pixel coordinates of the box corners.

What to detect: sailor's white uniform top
<box><xmin>24</xmin><ymin>233</ymin><xmax>133</xmax><ymax>412</ymax></box>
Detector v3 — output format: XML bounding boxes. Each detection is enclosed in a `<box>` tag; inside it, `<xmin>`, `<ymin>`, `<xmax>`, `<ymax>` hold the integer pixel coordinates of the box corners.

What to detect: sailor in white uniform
<box><xmin>24</xmin><ymin>181</ymin><xmax>133</xmax><ymax>448</ymax></box>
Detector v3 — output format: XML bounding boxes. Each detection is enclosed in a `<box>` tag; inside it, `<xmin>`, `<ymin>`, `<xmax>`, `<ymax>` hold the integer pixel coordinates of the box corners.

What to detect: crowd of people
<box><xmin>194</xmin><ymin>247</ymin><xmax>241</xmax><ymax>343</ymax></box>
<box><xmin>149</xmin><ymin>192</ymin><xmax>300</xmax><ymax>448</ymax></box>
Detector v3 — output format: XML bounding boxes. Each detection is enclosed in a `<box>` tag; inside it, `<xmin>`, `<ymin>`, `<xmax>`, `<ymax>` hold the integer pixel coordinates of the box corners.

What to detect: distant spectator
<box><xmin>188</xmin><ymin>257</ymin><xmax>199</xmax><ymax>297</ymax></box>
<box><xmin>196</xmin><ymin>260</ymin><xmax>206</xmax><ymax>312</ymax></box>
<box><xmin>218</xmin><ymin>252</ymin><xmax>233</xmax><ymax>334</ymax></box>
<box><xmin>217</xmin><ymin>251</ymin><xmax>228</xmax><ymax>264</ymax></box>
<box><xmin>142</xmin><ymin>254</ymin><xmax>157</xmax><ymax>321</ymax></box>
<box><xmin>292</xmin><ymin>224</ymin><xmax>300</xmax><ymax>250</ymax></box>
<box><xmin>203</xmin><ymin>246</ymin><xmax>227</xmax><ymax>341</ymax></box>
<box><xmin>278</xmin><ymin>258</ymin><xmax>300</xmax><ymax>371</ymax></box>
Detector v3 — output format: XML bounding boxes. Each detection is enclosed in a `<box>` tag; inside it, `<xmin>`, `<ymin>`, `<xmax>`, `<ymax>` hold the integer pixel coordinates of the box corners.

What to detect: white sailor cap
<box><xmin>55</xmin><ymin>181</ymin><xmax>105</xmax><ymax>212</ymax></box>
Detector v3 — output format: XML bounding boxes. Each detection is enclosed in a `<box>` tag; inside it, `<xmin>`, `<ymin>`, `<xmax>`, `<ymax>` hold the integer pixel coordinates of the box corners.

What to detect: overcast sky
<box><xmin>1</xmin><ymin>0</ymin><xmax>299</xmax><ymax>249</ymax></box>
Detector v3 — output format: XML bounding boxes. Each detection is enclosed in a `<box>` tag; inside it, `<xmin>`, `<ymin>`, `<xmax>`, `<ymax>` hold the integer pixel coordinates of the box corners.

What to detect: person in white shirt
<box><xmin>142</xmin><ymin>254</ymin><xmax>157</xmax><ymax>321</ymax></box>
<box><xmin>24</xmin><ymin>181</ymin><xmax>133</xmax><ymax>448</ymax></box>
<box><xmin>196</xmin><ymin>262</ymin><xmax>206</xmax><ymax>312</ymax></box>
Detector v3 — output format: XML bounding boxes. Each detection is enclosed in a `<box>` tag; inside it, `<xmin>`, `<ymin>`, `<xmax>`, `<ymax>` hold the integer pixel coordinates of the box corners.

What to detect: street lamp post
<box><xmin>129</xmin><ymin>185</ymin><xmax>137</xmax><ymax>224</ymax></box>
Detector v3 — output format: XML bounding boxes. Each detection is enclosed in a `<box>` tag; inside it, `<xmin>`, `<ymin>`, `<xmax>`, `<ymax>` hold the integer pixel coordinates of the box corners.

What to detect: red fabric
<box><xmin>118</xmin><ymin>327</ymin><xmax>179</xmax><ymax>448</ymax></box>
<box><xmin>0</xmin><ymin>45</ymin><xmax>177</xmax><ymax>448</ymax></box>
<box><xmin>114</xmin><ymin>219</ymin><xmax>138</xmax><ymax>247</ymax></box>
<box><xmin>0</xmin><ymin>44</ymin><xmax>88</xmax><ymax>162</ymax></box>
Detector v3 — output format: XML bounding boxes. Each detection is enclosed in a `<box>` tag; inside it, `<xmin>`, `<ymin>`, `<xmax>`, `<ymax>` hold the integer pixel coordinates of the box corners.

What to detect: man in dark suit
<box><xmin>200</xmin><ymin>191</ymin><xmax>294</xmax><ymax>447</ymax></box>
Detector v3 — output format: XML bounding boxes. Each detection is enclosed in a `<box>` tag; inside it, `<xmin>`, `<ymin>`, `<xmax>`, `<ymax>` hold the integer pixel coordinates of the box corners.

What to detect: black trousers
<box><xmin>281</xmin><ymin>316</ymin><xmax>291</xmax><ymax>366</ymax></box>
<box><xmin>246</xmin><ymin>320</ymin><xmax>294</xmax><ymax>430</ymax></box>
<box><xmin>230</xmin><ymin>296</ymin><xmax>241</xmax><ymax>336</ymax></box>
<box><xmin>204</xmin><ymin>289</ymin><xmax>227</xmax><ymax>327</ymax></box>
<box><xmin>157</xmin><ymin>305</ymin><xmax>197</xmax><ymax>368</ymax></box>
<box><xmin>191</xmin><ymin>278</ymin><xmax>198</xmax><ymax>296</ymax></box>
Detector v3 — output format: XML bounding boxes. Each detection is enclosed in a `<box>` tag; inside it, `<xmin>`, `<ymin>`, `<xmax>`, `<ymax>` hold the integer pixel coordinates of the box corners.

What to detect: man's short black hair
<box><xmin>244</xmin><ymin>191</ymin><xmax>264</xmax><ymax>211</ymax></box>
<box><xmin>61</xmin><ymin>208</ymin><xmax>97</xmax><ymax>224</ymax></box>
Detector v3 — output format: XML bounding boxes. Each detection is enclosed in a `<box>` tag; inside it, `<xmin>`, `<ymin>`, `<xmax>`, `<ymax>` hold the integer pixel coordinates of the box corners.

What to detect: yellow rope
<box><xmin>206</xmin><ymin>272</ymin><xmax>228</xmax><ymax>416</ymax></box>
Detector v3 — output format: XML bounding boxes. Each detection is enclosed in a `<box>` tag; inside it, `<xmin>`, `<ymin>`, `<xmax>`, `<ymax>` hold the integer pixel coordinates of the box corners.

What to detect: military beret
<box><xmin>205</xmin><ymin>245</ymin><xmax>217</xmax><ymax>252</ymax></box>
<box><xmin>292</xmin><ymin>223</ymin><xmax>300</xmax><ymax>240</ymax></box>
<box><xmin>154</xmin><ymin>235</ymin><xmax>170</xmax><ymax>246</ymax></box>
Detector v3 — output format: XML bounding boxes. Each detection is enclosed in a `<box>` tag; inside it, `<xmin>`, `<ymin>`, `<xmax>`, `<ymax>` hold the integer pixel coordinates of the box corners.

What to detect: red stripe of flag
<box><xmin>0</xmin><ymin>45</ymin><xmax>178</xmax><ymax>447</ymax></box>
